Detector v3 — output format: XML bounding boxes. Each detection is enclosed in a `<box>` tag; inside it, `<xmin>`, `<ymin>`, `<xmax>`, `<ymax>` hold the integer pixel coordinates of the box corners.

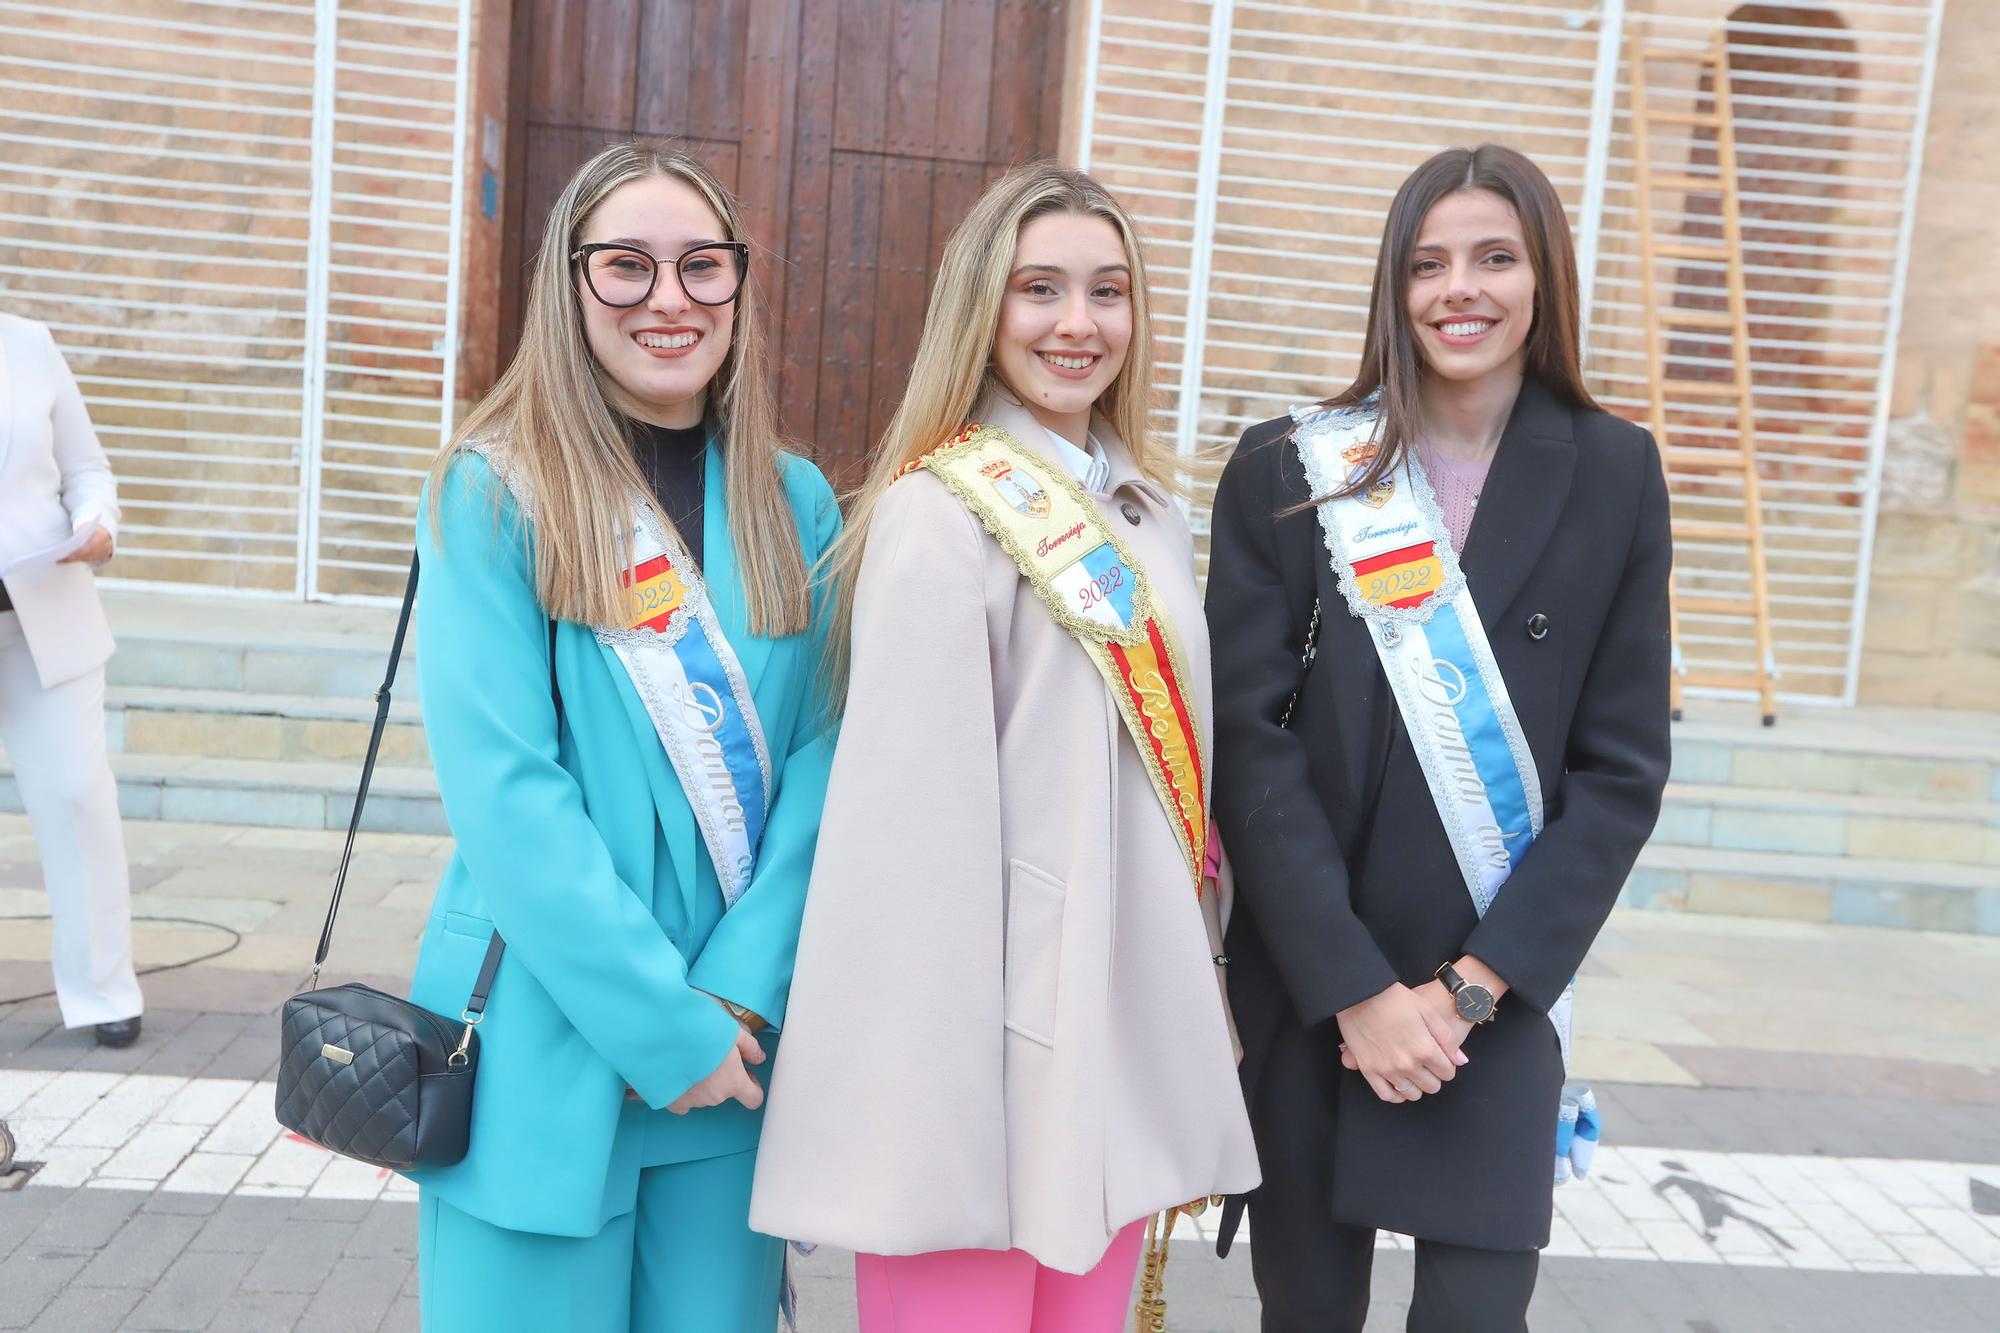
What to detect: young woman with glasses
<box><xmin>751</xmin><ymin>162</ymin><xmax>1258</xmax><ymax>1333</ymax></box>
<box><xmin>403</xmin><ymin>140</ymin><xmax>839</xmax><ymax>1332</ymax></box>
<box><xmin>1204</xmin><ymin>144</ymin><xmax>1671</xmax><ymax>1332</ymax></box>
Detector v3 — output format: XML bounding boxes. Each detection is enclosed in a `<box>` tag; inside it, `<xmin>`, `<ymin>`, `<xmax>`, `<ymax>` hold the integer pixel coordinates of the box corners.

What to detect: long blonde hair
<box><xmin>432</xmin><ymin>140</ymin><xmax>807</xmax><ymax>636</ymax></box>
<box><xmin>818</xmin><ymin>162</ymin><xmax>1167</xmax><ymax>699</ymax></box>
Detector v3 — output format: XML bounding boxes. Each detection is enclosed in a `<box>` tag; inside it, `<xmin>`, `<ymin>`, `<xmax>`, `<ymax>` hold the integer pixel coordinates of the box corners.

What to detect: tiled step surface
<box><xmin>1654</xmin><ymin>783</ymin><xmax>2000</xmax><ymax>866</ymax></box>
<box><xmin>0</xmin><ymin>745</ymin><xmax>443</xmax><ymax>836</ymax></box>
<box><xmin>105</xmin><ymin>686</ymin><xmax>427</xmax><ymax>767</ymax></box>
<box><xmin>1669</xmin><ymin>703</ymin><xmax>1999</xmax><ymax>803</ymax></box>
<box><xmin>1625</xmin><ymin>844</ymin><xmax>1998</xmax><ymax>934</ymax></box>
<box><xmin>100</xmin><ymin>591</ymin><xmax>409</xmax><ymax>701</ymax></box>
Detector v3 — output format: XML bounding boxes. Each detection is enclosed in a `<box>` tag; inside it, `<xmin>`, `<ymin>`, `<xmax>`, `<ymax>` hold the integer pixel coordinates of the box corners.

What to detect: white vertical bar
<box><xmin>1840</xmin><ymin>0</ymin><xmax>1946</xmax><ymax>707</ymax></box>
<box><xmin>434</xmin><ymin>0</ymin><xmax>472</xmax><ymax>456</ymax></box>
<box><xmin>297</xmin><ymin>0</ymin><xmax>339</xmax><ymax>600</ymax></box>
<box><xmin>1075</xmin><ymin>0</ymin><xmax>1105</xmax><ymax>172</ymax></box>
<box><xmin>1172</xmin><ymin>0</ymin><xmax>1236</xmax><ymax>482</ymax></box>
<box><xmin>1575</xmin><ymin>0</ymin><xmax>1627</xmax><ymax>355</ymax></box>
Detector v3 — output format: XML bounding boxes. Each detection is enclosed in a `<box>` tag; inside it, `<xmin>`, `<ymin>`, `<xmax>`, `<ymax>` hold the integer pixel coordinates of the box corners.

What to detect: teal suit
<box><xmin>406</xmin><ymin>442</ymin><xmax>839</xmax><ymax>1331</ymax></box>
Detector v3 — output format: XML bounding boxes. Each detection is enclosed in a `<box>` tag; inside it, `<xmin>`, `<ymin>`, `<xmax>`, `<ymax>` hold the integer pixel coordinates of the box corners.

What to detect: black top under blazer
<box><xmin>1206</xmin><ymin>378</ymin><xmax>1672</xmax><ymax>1251</ymax></box>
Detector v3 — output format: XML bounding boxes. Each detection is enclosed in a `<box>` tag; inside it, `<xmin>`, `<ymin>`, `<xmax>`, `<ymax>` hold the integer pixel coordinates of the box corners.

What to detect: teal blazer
<box><xmin>404</xmin><ymin>442</ymin><xmax>839</xmax><ymax>1238</ymax></box>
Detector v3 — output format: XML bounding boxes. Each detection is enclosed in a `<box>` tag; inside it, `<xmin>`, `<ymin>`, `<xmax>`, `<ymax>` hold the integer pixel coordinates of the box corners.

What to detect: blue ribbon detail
<box><xmin>1423</xmin><ymin>602</ymin><xmax>1536</xmax><ymax>872</ymax></box>
<box><xmin>671</xmin><ymin>622</ymin><xmax>768</xmax><ymax>858</ymax></box>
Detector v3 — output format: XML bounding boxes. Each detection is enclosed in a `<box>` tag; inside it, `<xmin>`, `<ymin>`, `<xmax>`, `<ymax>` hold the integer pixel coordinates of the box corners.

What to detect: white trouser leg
<box><xmin>0</xmin><ymin>612</ymin><xmax>142</xmax><ymax>1027</ymax></box>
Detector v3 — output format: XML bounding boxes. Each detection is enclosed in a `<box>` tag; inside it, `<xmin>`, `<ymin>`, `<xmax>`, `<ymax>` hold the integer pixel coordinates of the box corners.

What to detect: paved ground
<box><xmin>4</xmin><ymin>813</ymin><xmax>1999</xmax><ymax>1330</ymax></box>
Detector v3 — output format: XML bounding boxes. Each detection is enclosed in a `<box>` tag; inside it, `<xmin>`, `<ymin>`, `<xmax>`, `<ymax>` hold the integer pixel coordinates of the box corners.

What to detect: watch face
<box><xmin>1454</xmin><ymin>984</ymin><xmax>1495</xmax><ymax>1023</ymax></box>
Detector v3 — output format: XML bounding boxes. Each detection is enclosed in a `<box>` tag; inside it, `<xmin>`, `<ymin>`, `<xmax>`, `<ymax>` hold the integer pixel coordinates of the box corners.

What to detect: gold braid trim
<box><xmin>909</xmin><ymin>426</ymin><xmax>1208</xmax><ymax>888</ymax></box>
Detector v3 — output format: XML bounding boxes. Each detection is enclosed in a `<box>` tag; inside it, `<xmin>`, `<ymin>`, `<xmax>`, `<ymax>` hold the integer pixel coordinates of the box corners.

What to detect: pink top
<box><xmin>1415</xmin><ymin>439</ymin><xmax>1491</xmax><ymax>552</ymax></box>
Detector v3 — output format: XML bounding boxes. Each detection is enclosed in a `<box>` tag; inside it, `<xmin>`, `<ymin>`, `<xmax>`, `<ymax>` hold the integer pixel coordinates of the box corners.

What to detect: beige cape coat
<box><xmin>750</xmin><ymin>395</ymin><xmax>1259</xmax><ymax>1273</ymax></box>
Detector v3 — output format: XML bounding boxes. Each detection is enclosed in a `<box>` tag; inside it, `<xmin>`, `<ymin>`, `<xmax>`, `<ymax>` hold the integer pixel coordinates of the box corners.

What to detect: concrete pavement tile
<box><xmin>123</xmin><ymin>1248</ymin><xmax>257</xmax><ymax>1331</ymax></box>
<box><xmin>205</xmin><ymin>1290</ymin><xmax>308</xmax><ymax>1332</ymax></box>
<box><xmin>9</xmin><ymin>1024</ymin><xmax>92</xmax><ymax>1073</ymax></box>
<box><xmin>291</xmin><ymin>1196</ymin><xmax>379</xmax><ymax>1224</ymax></box>
<box><xmin>201</xmin><ymin>1021</ymin><xmax>282</xmax><ymax>1082</ymax></box>
<box><xmin>24</xmin><ymin>1282</ymin><xmax>144</xmax><ymax>1333</ymax></box>
<box><xmin>342</xmin><ymin>1199</ymin><xmax>416</xmax><ymax>1261</ymax></box>
<box><xmin>0</xmin><ymin>1188</ymin><xmax>63</xmax><ymax>1260</ymax></box>
<box><xmin>188</xmin><ymin>1196</ymin><xmax>296</xmax><ymax>1253</ymax></box>
<box><xmin>294</xmin><ymin>1255</ymin><xmax>405</xmax><ymax>1333</ymax></box>
<box><xmin>24</xmin><ymin>1184</ymin><xmax>142</xmax><ymax>1251</ymax></box>
<box><xmin>1569</xmin><ymin>1035</ymin><xmax>1701</xmax><ymax>1086</ymax></box>
<box><xmin>73</xmin><ymin>1211</ymin><xmax>201</xmax><ymax>1289</ymax></box>
<box><xmin>1207</xmin><ymin>1247</ymin><xmax>1257</xmax><ymax>1297</ymax></box>
<box><xmin>69</xmin><ymin>1009</ymin><xmax>200</xmax><ymax>1073</ymax></box>
<box><xmin>0</xmin><ymin>1246</ymin><xmax>89</xmax><ymax>1328</ymax></box>
<box><xmin>138</xmin><ymin>1188</ymin><xmax>223</xmax><ymax>1218</ymax></box>
<box><xmin>135</xmin><ymin>1010</ymin><xmax>258</xmax><ymax>1076</ymax></box>
<box><xmin>238</xmin><ymin>1218</ymin><xmax>355</xmax><ymax>1294</ymax></box>
<box><xmin>380</xmin><ymin>1296</ymin><xmax>419</xmax><ymax>1333</ymax></box>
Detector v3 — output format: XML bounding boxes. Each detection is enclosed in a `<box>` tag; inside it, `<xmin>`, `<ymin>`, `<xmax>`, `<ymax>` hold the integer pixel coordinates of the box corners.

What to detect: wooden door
<box><xmin>502</xmin><ymin>0</ymin><xmax>1071</xmax><ymax>486</ymax></box>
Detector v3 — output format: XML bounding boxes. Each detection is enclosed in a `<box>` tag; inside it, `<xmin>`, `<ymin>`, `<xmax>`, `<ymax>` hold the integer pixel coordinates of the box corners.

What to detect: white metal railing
<box><xmin>1078</xmin><ymin>0</ymin><xmax>1945</xmax><ymax>705</ymax></box>
<box><xmin>0</xmin><ymin>0</ymin><xmax>466</xmax><ymax>602</ymax></box>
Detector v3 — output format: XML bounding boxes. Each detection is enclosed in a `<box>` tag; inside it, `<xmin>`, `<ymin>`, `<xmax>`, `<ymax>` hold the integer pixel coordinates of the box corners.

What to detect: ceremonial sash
<box><xmin>470</xmin><ymin>443</ymin><xmax>772</xmax><ymax>905</ymax></box>
<box><xmin>898</xmin><ymin>425</ymin><xmax>1208</xmax><ymax>891</ymax></box>
<box><xmin>1292</xmin><ymin>402</ymin><xmax>1585</xmax><ymax>1177</ymax></box>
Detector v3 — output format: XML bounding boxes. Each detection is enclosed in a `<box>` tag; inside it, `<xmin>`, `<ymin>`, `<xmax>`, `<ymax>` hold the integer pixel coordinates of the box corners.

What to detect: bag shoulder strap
<box><xmin>311</xmin><ymin>549</ymin><xmax>558</xmax><ymax>1019</ymax></box>
<box><xmin>1279</xmin><ymin>594</ymin><xmax>1322</xmax><ymax>729</ymax></box>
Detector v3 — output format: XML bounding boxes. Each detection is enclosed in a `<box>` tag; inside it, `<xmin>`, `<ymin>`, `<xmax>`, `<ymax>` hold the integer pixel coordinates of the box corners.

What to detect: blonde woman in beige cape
<box><xmin>751</xmin><ymin>163</ymin><xmax>1257</xmax><ymax>1332</ymax></box>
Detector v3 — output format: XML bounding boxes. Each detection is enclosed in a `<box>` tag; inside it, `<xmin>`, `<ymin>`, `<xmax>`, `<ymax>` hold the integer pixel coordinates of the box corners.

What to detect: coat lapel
<box><xmin>1455</xmin><ymin>379</ymin><xmax>1576</xmax><ymax>636</ymax></box>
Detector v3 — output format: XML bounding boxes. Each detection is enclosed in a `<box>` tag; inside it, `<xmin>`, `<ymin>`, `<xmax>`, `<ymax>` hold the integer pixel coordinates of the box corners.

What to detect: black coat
<box><xmin>1206</xmin><ymin>379</ymin><xmax>1672</xmax><ymax>1251</ymax></box>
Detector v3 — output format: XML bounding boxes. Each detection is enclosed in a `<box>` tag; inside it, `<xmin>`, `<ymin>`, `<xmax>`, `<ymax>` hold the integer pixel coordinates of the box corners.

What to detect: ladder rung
<box><xmin>1677</xmin><ymin>596</ymin><xmax>1759</xmax><ymax>616</ymax></box>
<box><xmin>1652</xmin><ymin>240</ymin><xmax>1731</xmax><ymax>261</ymax></box>
<box><xmin>1645</xmin><ymin>109</ymin><xmax>1722</xmax><ymax>128</ymax></box>
<box><xmin>1665</xmin><ymin>447</ymin><xmax>1750</xmax><ymax>470</ymax></box>
<box><xmin>1639</xmin><ymin>45</ymin><xmax>1718</xmax><ymax>66</ymax></box>
<box><xmin>1674</xmin><ymin>520</ymin><xmax>1753</xmax><ymax>541</ymax></box>
<box><xmin>1657</xmin><ymin>309</ymin><xmax>1736</xmax><ymax>329</ymax></box>
<box><xmin>1680</xmin><ymin>669</ymin><xmax>1769</xmax><ymax>690</ymax></box>
<box><xmin>1647</xmin><ymin>173</ymin><xmax>1727</xmax><ymax>193</ymax></box>
<box><xmin>1661</xmin><ymin>378</ymin><xmax>1745</xmax><ymax>400</ymax></box>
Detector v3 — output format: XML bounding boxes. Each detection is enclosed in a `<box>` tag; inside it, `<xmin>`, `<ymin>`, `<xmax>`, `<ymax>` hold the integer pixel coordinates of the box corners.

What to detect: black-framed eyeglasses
<box><xmin>570</xmin><ymin>241</ymin><xmax>750</xmax><ymax>309</ymax></box>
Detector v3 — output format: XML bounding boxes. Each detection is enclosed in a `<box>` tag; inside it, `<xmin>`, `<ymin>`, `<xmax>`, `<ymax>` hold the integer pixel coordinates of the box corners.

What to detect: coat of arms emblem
<box><xmin>980</xmin><ymin>458</ymin><xmax>1051</xmax><ymax>519</ymax></box>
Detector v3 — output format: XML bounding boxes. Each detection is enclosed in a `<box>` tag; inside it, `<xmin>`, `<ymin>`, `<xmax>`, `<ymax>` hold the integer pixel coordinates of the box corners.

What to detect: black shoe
<box><xmin>94</xmin><ymin>1017</ymin><xmax>141</xmax><ymax>1049</ymax></box>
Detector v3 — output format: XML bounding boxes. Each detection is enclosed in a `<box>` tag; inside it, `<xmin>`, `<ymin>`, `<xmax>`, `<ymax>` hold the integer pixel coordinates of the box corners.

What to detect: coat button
<box><xmin>1121</xmin><ymin>502</ymin><xmax>1142</xmax><ymax>525</ymax></box>
<box><xmin>1527</xmin><ymin>613</ymin><xmax>1551</xmax><ymax>641</ymax></box>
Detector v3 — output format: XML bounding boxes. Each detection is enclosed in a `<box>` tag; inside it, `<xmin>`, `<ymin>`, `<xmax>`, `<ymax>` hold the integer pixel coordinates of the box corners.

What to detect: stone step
<box><xmin>1624</xmin><ymin>843</ymin><xmax>1997</xmax><ymax>934</ymax></box>
<box><xmin>105</xmin><ymin>686</ymin><xmax>428</xmax><ymax>767</ymax></box>
<box><xmin>1654</xmin><ymin>782</ymin><xmax>2000</xmax><ymax>867</ymax></box>
<box><xmin>1669</xmin><ymin>701</ymin><xmax>2000</xmax><ymax>803</ymax></box>
<box><xmin>101</xmin><ymin>592</ymin><xmax>410</xmax><ymax>700</ymax></box>
<box><xmin>0</xmin><ymin>745</ymin><xmax>443</xmax><ymax>837</ymax></box>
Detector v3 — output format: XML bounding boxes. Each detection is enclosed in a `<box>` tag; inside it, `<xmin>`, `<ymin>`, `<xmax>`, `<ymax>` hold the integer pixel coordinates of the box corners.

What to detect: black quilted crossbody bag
<box><xmin>274</xmin><ymin>552</ymin><xmax>556</xmax><ymax>1171</ymax></box>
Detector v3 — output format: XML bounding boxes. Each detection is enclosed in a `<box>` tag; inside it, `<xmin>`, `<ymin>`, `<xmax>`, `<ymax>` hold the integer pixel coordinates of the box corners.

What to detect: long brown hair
<box><xmin>431</xmin><ymin>140</ymin><xmax>808</xmax><ymax>636</ymax></box>
<box><xmin>816</xmin><ymin>161</ymin><xmax>1168</xmax><ymax>702</ymax></box>
<box><xmin>1310</xmin><ymin>144</ymin><xmax>1597</xmax><ymax>503</ymax></box>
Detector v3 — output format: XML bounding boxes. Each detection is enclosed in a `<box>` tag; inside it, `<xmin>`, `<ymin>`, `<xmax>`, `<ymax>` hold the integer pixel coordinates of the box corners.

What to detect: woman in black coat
<box><xmin>1206</xmin><ymin>145</ymin><xmax>1672</xmax><ymax>1332</ymax></box>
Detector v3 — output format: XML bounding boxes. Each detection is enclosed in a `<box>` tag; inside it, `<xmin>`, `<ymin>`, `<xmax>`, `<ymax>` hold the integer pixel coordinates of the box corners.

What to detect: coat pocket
<box><xmin>1003</xmin><ymin>859</ymin><xmax>1066</xmax><ymax>1048</ymax></box>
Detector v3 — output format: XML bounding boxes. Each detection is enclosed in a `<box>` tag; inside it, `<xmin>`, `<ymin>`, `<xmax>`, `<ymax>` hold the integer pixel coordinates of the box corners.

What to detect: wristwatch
<box><xmin>720</xmin><ymin>999</ymin><xmax>767</xmax><ymax>1033</ymax></box>
<box><xmin>1435</xmin><ymin>962</ymin><xmax>1496</xmax><ymax>1024</ymax></box>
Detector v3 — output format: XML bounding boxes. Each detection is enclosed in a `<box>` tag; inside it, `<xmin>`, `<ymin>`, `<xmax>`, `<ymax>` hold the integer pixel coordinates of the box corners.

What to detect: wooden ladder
<box><xmin>1626</xmin><ymin>21</ymin><xmax>1779</xmax><ymax>726</ymax></box>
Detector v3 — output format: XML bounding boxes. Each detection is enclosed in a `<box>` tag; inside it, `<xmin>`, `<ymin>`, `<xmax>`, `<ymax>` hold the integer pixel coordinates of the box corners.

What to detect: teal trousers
<box><xmin>417</xmin><ymin>1148</ymin><xmax>784</xmax><ymax>1332</ymax></box>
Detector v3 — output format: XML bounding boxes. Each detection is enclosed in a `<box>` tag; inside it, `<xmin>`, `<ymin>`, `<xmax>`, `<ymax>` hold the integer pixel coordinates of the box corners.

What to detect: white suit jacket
<box><xmin>0</xmin><ymin>314</ymin><xmax>119</xmax><ymax>687</ymax></box>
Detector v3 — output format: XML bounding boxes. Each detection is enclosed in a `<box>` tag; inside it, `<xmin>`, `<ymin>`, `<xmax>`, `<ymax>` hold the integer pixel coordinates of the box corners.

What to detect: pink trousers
<box><xmin>854</xmin><ymin>1220</ymin><xmax>1148</xmax><ymax>1333</ymax></box>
